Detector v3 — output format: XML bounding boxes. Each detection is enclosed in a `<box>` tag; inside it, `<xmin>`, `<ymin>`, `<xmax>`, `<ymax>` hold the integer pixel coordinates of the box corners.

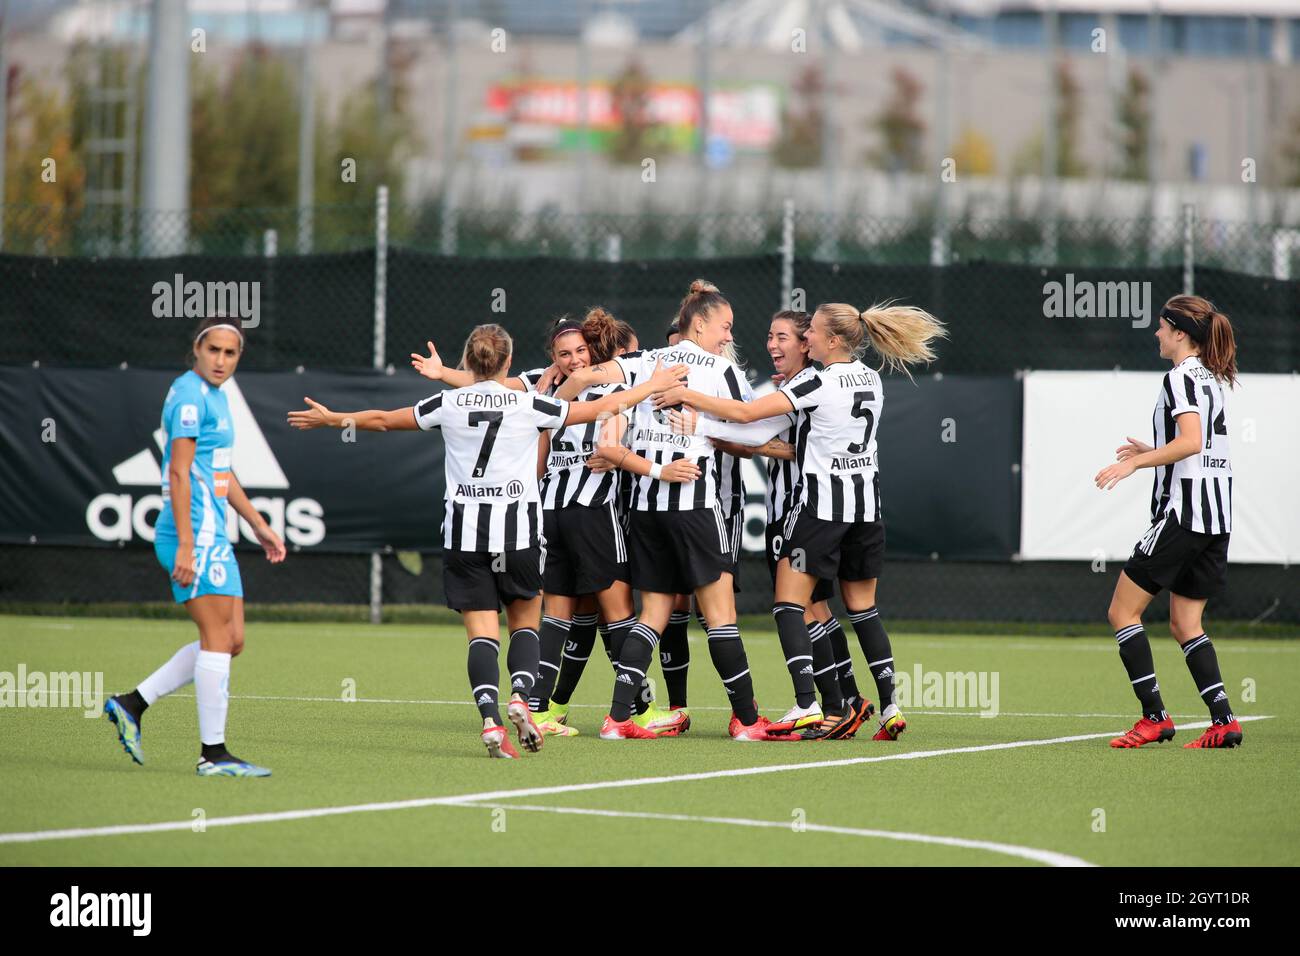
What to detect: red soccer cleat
<box><xmin>729</xmin><ymin>713</ymin><xmax>800</xmax><ymax>741</ymax></box>
<box><xmin>507</xmin><ymin>694</ymin><xmax>544</xmax><ymax>753</ymax></box>
<box><xmin>1110</xmin><ymin>714</ymin><xmax>1176</xmax><ymax>748</ymax></box>
<box><xmin>482</xmin><ymin>719</ymin><xmax>521</xmax><ymax>759</ymax></box>
<box><xmin>871</xmin><ymin>704</ymin><xmax>907</xmax><ymax>741</ymax></box>
<box><xmin>1183</xmin><ymin>720</ymin><xmax>1243</xmax><ymax>749</ymax></box>
<box><xmin>599</xmin><ymin>715</ymin><xmax>659</xmax><ymax>740</ymax></box>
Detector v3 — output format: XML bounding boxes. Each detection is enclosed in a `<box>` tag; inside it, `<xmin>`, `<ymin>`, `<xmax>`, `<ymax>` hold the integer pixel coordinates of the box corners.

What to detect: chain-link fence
<box><xmin>2</xmin><ymin>196</ymin><xmax>1297</xmax><ymax>623</ymax></box>
<box><xmin>6</xmin><ymin>200</ymin><xmax>1300</xmax><ymax>277</ymax></box>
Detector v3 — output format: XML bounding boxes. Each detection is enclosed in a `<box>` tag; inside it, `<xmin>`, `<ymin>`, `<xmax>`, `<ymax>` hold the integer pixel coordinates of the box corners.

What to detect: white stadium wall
<box><xmin>1020</xmin><ymin>371</ymin><xmax>1300</xmax><ymax>565</ymax></box>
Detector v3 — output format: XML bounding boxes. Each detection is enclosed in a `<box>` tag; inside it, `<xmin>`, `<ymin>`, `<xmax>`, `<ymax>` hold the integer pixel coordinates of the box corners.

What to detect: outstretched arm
<box><xmin>410</xmin><ymin>341</ymin><xmax>534</xmax><ymax>391</ymax></box>
<box><xmin>1095</xmin><ymin>413</ymin><xmax>1200</xmax><ymax>490</ymax></box>
<box><xmin>654</xmin><ymin>386</ymin><xmax>793</xmax><ymax>423</ymax></box>
<box><xmin>555</xmin><ymin>360</ymin><xmax>627</xmax><ymax>400</ymax></box>
<box><xmin>563</xmin><ymin>361</ymin><xmax>684</xmax><ymax>426</ymax></box>
<box><xmin>287</xmin><ymin>397</ymin><xmax>420</xmax><ymax>432</ymax></box>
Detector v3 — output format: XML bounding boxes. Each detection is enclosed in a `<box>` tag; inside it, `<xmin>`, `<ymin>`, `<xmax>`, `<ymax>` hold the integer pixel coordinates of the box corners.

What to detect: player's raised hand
<box><xmin>667</xmin><ymin>406</ymin><xmax>699</xmax><ymax>436</ymax></box>
<box><xmin>1095</xmin><ymin>459</ymin><xmax>1137</xmax><ymax>490</ymax></box>
<box><xmin>287</xmin><ymin>397</ymin><xmax>337</xmax><ymax>430</ymax></box>
<box><xmin>410</xmin><ymin>341</ymin><xmax>445</xmax><ymax>381</ymax></box>
<box><xmin>1115</xmin><ymin>436</ymin><xmax>1152</xmax><ymax>461</ymax></box>
<box><xmin>647</xmin><ymin>359</ymin><xmax>688</xmax><ymax>393</ymax></box>
<box><xmin>536</xmin><ymin>363</ymin><xmax>562</xmax><ymax>394</ymax></box>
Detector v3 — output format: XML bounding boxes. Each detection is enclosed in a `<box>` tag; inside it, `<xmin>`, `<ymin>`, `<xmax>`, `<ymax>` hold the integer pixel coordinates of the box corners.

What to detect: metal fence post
<box><xmin>370</xmin><ymin>185</ymin><xmax>389</xmax><ymax>625</ymax></box>
<box><xmin>780</xmin><ymin>198</ymin><xmax>795</xmax><ymax>310</ymax></box>
<box><xmin>1182</xmin><ymin>201</ymin><xmax>1195</xmax><ymax>295</ymax></box>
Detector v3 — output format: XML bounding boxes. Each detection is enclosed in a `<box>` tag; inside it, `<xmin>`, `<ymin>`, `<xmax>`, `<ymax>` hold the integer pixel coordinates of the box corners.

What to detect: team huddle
<box><xmin>100</xmin><ymin>284</ymin><xmax>1245</xmax><ymax>775</ymax></box>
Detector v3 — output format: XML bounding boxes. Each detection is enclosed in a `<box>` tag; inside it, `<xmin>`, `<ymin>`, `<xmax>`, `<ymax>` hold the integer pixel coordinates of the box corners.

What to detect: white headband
<box><xmin>195</xmin><ymin>323</ymin><xmax>245</xmax><ymax>349</ymax></box>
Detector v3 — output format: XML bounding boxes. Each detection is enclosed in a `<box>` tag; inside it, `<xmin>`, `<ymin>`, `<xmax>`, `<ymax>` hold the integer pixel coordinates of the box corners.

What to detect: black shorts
<box><xmin>1124</xmin><ymin>513</ymin><xmax>1230</xmax><ymax>600</ymax></box>
<box><xmin>542</xmin><ymin>502</ymin><xmax>629</xmax><ymax>597</ymax></box>
<box><xmin>443</xmin><ymin>546</ymin><xmax>543</xmax><ymax>612</ymax></box>
<box><xmin>722</xmin><ymin>506</ymin><xmax>743</xmax><ymax>591</ymax></box>
<box><xmin>779</xmin><ymin>505</ymin><xmax>885</xmax><ymax>583</ymax></box>
<box><xmin>766</xmin><ymin>520</ymin><xmax>834</xmax><ymax>602</ymax></box>
<box><xmin>627</xmin><ymin>505</ymin><xmax>732</xmax><ymax>595</ymax></box>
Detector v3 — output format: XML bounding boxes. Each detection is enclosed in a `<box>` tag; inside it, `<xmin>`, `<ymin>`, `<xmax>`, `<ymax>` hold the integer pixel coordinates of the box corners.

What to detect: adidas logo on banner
<box><xmin>86</xmin><ymin>378</ymin><xmax>324</xmax><ymax>546</ymax></box>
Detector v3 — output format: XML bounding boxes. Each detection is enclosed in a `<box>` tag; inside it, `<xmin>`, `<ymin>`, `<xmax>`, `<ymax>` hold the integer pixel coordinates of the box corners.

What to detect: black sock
<box><xmin>200</xmin><ymin>742</ymin><xmax>231</xmax><ymax>762</ymax></box>
<box><xmin>551</xmin><ymin>615</ymin><xmax>600</xmax><ymax>706</ymax></box>
<box><xmin>848</xmin><ymin>606</ymin><xmax>896</xmax><ymax>708</ymax></box>
<box><xmin>531</xmin><ymin>616</ymin><xmax>569</xmax><ymax>711</ymax></box>
<box><xmin>611</xmin><ymin>622</ymin><xmax>658</xmax><ymax>722</ymax></box>
<box><xmin>1182</xmin><ymin>634</ymin><xmax>1234</xmax><ymax>724</ymax></box>
<box><xmin>120</xmin><ymin>689</ymin><xmax>148</xmax><ymax>718</ymax></box>
<box><xmin>808</xmin><ymin>620</ymin><xmax>845</xmax><ymax>713</ymax></box>
<box><xmin>506</xmin><ymin>628</ymin><xmax>539</xmax><ymax>701</ymax></box>
<box><xmin>773</xmin><ymin>602</ymin><xmax>816</xmax><ymax>708</ymax></box>
<box><xmin>468</xmin><ymin>637</ymin><xmax>502</xmax><ymax>723</ymax></box>
<box><xmin>821</xmin><ymin>617</ymin><xmax>860</xmax><ymax>701</ymax></box>
<box><xmin>706</xmin><ymin>623</ymin><xmax>757</xmax><ymax>725</ymax></box>
<box><xmin>1114</xmin><ymin>624</ymin><xmax>1167</xmax><ymax>721</ymax></box>
<box><xmin>659</xmin><ymin>611</ymin><xmax>691</xmax><ymax>708</ymax></box>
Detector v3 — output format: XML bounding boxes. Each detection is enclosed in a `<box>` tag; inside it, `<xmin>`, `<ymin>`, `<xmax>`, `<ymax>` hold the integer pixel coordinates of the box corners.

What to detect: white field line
<box><xmin>448</xmin><ymin>802</ymin><xmax>1097</xmax><ymax>867</ymax></box>
<box><xmin>0</xmin><ymin>717</ymin><xmax>1272</xmax><ymax>847</ymax></box>
<box><xmin>156</xmin><ymin>692</ymin><xmax>1263</xmax><ymax>722</ymax></box>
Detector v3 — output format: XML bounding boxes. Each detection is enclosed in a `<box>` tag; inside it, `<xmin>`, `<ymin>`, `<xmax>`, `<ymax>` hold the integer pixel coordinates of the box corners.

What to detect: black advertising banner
<box><xmin>0</xmin><ymin>367</ymin><xmax>1020</xmax><ymax>559</ymax></box>
<box><xmin>0</xmin><ymin>366</ymin><xmax>447</xmax><ymax>553</ymax></box>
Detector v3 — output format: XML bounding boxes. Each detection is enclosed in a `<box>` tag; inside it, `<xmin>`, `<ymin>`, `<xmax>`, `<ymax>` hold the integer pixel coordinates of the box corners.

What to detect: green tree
<box><xmin>869</xmin><ymin>67</ymin><xmax>925</xmax><ymax>173</ymax></box>
<box><xmin>608</xmin><ymin>59</ymin><xmax>655</xmax><ymax>165</ymax></box>
<box><xmin>1115</xmin><ymin>66</ymin><xmax>1150</xmax><ymax>180</ymax></box>
<box><xmin>773</xmin><ymin>65</ymin><xmax>824</xmax><ymax>169</ymax></box>
<box><xmin>1013</xmin><ymin>60</ymin><xmax>1088</xmax><ymax>178</ymax></box>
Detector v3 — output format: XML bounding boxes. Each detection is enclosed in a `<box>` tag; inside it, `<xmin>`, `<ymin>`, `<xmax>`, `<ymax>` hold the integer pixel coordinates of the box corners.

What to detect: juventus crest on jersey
<box><xmin>615</xmin><ymin>340</ymin><xmax>748</xmax><ymax>512</ymax></box>
<box><xmin>414</xmin><ymin>380</ymin><xmax>569</xmax><ymax>551</ymax></box>
<box><xmin>539</xmin><ymin>382</ymin><xmax>630</xmax><ymax>509</ymax></box>
<box><xmin>1151</xmin><ymin>356</ymin><xmax>1233</xmax><ymax>534</ymax></box>
<box><xmin>781</xmin><ymin>359</ymin><xmax>884</xmax><ymax>523</ymax></box>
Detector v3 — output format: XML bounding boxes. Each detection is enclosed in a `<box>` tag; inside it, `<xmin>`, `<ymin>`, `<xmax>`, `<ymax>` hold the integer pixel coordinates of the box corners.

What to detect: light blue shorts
<box><xmin>154</xmin><ymin>537</ymin><xmax>244</xmax><ymax>604</ymax></box>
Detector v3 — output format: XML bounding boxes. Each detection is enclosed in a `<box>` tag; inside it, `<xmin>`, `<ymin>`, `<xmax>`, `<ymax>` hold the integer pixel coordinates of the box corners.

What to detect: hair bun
<box><xmin>689</xmin><ymin>279</ymin><xmax>720</xmax><ymax>296</ymax></box>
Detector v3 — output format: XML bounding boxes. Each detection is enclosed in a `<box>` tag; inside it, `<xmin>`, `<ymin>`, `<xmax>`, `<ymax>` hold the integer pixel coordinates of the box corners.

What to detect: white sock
<box><xmin>136</xmin><ymin>641</ymin><xmax>200</xmax><ymax>706</ymax></box>
<box><xmin>194</xmin><ymin>650</ymin><xmax>232</xmax><ymax>747</ymax></box>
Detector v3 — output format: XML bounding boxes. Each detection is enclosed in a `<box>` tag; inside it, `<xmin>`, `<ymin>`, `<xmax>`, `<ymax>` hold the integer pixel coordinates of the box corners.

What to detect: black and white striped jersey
<box><xmin>518</xmin><ymin>367</ymin><xmax>549</xmax><ymax>393</ymax></box>
<box><xmin>613</xmin><ymin>340</ymin><xmax>747</xmax><ymax>512</ymax></box>
<box><xmin>539</xmin><ymin>382</ymin><xmax>631</xmax><ymax>510</ymax></box>
<box><xmin>414</xmin><ymin>381</ymin><xmax>570</xmax><ymax>551</ymax></box>
<box><xmin>780</xmin><ymin>360</ymin><xmax>884</xmax><ymax>523</ymax></box>
<box><xmin>714</xmin><ymin>371</ymin><xmax>755</xmax><ymax>517</ymax></box>
<box><xmin>1150</xmin><ymin>356</ymin><xmax>1233</xmax><ymax>534</ymax></box>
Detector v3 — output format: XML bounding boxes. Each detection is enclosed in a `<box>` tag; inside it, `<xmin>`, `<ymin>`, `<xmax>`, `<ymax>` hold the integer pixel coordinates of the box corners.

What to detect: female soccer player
<box><xmin>557</xmin><ymin>280</ymin><xmax>785</xmax><ymax>741</ymax></box>
<box><xmin>288</xmin><ymin>324</ymin><xmax>685</xmax><ymax>758</ymax></box>
<box><xmin>103</xmin><ymin>317</ymin><xmax>286</xmax><ymax>777</ymax></box>
<box><xmin>535</xmin><ymin>308</ymin><xmax>694</xmax><ymax>736</ymax></box>
<box><xmin>659</xmin><ymin>301</ymin><xmax>946</xmax><ymax>741</ymax></box>
<box><xmin>1094</xmin><ymin>295</ymin><xmax>1242</xmax><ymax>749</ymax></box>
<box><xmin>673</xmin><ymin>310</ymin><xmax>875</xmax><ymax>738</ymax></box>
<box><xmin>411</xmin><ymin>315</ymin><xmax>677</xmax><ymax>735</ymax></box>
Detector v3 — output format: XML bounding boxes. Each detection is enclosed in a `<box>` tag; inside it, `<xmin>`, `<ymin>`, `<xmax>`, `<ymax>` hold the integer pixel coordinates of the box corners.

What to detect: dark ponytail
<box><xmin>1164</xmin><ymin>295</ymin><xmax>1237</xmax><ymax>388</ymax></box>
